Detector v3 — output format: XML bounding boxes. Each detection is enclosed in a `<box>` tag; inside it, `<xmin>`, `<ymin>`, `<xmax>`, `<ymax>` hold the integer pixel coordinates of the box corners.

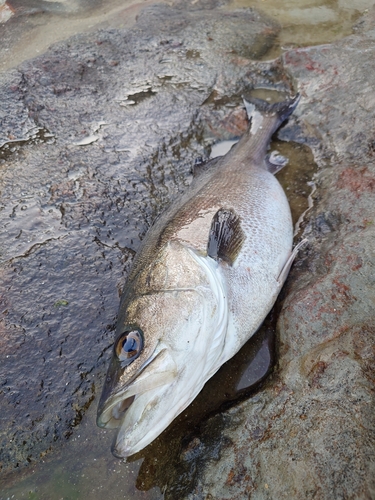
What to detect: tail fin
<box><xmin>238</xmin><ymin>93</ymin><xmax>300</xmax><ymax>165</ymax></box>
<box><xmin>243</xmin><ymin>93</ymin><xmax>300</xmax><ymax>124</ymax></box>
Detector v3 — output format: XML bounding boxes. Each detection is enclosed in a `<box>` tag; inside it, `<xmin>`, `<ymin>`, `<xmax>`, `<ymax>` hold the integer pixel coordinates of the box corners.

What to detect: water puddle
<box><xmin>228</xmin><ymin>0</ymin><xmax>374</xmax><ymax>57</ymax></box>
<box><xmin>0</xmin><ymin>128</ymin><xmax>54</xmax><ymax>160</ymax></box>
<box><xmin>0</xmin><ymin>0</ymin><xmax>153</xmax><ymax>72</ymax></box>
<box><xmin>118</xmin><ymin>86</ymin><xmax>158</xmax><ymax>107</ymax></box>
<box><xmin>0</xmin><ymin>0</ymin><xmax>373</xmax><ymax>72</ymax></box>
<box><xmin>0</xmin><ymin>403</ymin><xmax>160</xmax><ymax>500</ymax></box>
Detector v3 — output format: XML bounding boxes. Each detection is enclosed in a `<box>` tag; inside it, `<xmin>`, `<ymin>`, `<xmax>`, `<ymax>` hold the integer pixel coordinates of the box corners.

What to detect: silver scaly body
<box><xmin>97</xmin><ymin>94</ymin><xmax>301</xmax><ymax>457</ymax></box>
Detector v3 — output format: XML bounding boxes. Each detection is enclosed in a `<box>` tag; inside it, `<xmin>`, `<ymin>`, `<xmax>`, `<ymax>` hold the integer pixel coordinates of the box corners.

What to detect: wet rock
<box><xmin>165</xmin><ymin>10</ymin><xmax>375</xmax><ymax>500</ymax></box>
<box><xmin>3</xmin><ymin>0</ymin><xmax>373</xmax><ymax>496</ymax></box>
<box><xmin>0</xmin><ymin>1</ymin><xmax>284</xmax><ymax>476</ymax></box>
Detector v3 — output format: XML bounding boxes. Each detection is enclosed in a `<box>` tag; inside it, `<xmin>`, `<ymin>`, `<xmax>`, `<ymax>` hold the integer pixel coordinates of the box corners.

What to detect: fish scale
<box><xmin>97</xmin><ymin>94</ymin><xmax>302</xmax><ymax>457</ymax></box>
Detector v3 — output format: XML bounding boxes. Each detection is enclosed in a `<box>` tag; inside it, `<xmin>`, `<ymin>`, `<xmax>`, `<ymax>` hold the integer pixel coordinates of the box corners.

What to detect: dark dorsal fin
<box><xmin>207</xmin><ymin>208</ymin><xmax>245</xmax><ymax>265</ymax></box>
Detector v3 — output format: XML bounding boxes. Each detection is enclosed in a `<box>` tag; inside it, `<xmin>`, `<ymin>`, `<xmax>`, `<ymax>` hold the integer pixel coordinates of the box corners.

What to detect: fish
<box><xmin>97</xmin><ymin>93</ymin><xmax>304</xmax><ymax>458</ymax></box>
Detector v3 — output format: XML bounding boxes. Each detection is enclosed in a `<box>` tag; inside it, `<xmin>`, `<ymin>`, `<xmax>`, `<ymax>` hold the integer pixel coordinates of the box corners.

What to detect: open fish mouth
<box><xmin>110</xmin><ymin>396</ymin><xmax>135</xmax><ymax>423</ymax></box>
<box><xmin>107</xmin><ymin>381</ymin><xmax>181</xmax><ymax>458</ymax></box>
<box><xmin>97</xmin><ymin>394</ymin><xmax>136</xmax><ymax>430</ymax></box>
<box><xmin>98</xmin><ymin>379</ymin><xmax>178</xmax><ymax>457</ymax></box>
<box><xmin>97</xmin><ymin>345</ymin><xmax>179</xmax><ymax>455</ymax></box>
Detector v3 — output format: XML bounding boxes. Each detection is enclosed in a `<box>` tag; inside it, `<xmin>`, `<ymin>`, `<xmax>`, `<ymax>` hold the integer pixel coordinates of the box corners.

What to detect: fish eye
<box><xmin>114</xmin><ymin>329</ymin><xmax>143</xmax><ymax>366</ymax></box>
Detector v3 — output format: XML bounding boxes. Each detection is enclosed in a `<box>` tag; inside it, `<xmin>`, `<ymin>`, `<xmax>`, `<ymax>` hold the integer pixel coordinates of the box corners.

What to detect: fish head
<box><xmin>97</xmin><ymin>241</ymin><xmax>228</xmax><ymax>457</ymax></box>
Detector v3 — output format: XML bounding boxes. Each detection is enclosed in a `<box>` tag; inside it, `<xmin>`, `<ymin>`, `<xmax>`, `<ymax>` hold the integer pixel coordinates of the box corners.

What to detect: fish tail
<box><xmin>243</xmin><ymin>93</ymin><xmax>300</xmax><ymax>123</ymax></box>
<box><xmin>239</xmin><ymin>93</ymin><xmax>300</xmax><ymax>166</ymax></box>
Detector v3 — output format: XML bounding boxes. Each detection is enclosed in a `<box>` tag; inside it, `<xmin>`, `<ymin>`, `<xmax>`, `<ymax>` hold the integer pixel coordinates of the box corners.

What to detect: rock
<box><xmin>0</xmin><ymin>1</ymin><xmax>284</xmax><ymax>475</ymax></box>
<box><xmin>157</xmin><ymin>9</ymin><xmax>375</xmax><ymax>500</ymax></box>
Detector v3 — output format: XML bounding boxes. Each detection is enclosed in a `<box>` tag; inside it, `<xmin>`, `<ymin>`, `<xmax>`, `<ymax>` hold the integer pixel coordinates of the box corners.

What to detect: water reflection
<box><xmin>230</xmin><ymin>0</ymin><xmax>374</xmax><ymax>53</ymax></box>
<box><xmin>0</xmin><ymin>0</ymin><xmax>150</xmax><ymax>72</ymax></box>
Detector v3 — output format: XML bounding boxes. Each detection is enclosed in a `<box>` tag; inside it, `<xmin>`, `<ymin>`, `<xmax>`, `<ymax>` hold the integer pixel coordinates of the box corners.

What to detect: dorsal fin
<box><xmin>207</xmin><ymin>208</ymin><xmax>245</xmax><ymax>265</ymax></box>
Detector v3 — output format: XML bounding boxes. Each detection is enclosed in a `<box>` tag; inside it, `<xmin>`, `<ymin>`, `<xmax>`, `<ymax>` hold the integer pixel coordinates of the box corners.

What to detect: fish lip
<box><xmin>96</xmin><ymin>343</ymin><xmax>176</xmax><ymax>428</ymax></box>
<box><xmin>111</xmin><ymin>439</ymin><xmax>129</xmax><ymax>459</ymax></box>
<box><xmin>97</xmin><ymin>341</ymin><xmax>160</xmax><ymax>424</ymax></box>
<box><xmin>111</xmin><ymin>428</ymin><xmax>143</xmax><ymax>458</ymax></box>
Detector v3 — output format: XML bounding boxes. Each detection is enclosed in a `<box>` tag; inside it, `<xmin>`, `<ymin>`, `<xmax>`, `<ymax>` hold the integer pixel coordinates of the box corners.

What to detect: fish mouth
<box><xmin>97</xmin><ymin>345</ymin><xmax>178</xmax><ymax>454</ymax></box>
<box><xmin>109</xmin><ymin>379</ymin><xmax>198</xmax><ymax>458</ymax></box>
<box><xmin>110</xmin><ymin>392</ymin><xmax>166</xmax><ymax>458</ymax></box>
<box><xmin>97</xmin><ymin>393</ymin><xmax>136</xmax><ymax>430</ymax></box>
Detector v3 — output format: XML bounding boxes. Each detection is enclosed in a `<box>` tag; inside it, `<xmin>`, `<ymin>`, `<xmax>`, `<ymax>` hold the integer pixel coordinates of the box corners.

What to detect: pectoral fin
<box><xmin>207</xmin><ymin>208</ymin><xmax>245</xmax><ymax>265</ymax></box>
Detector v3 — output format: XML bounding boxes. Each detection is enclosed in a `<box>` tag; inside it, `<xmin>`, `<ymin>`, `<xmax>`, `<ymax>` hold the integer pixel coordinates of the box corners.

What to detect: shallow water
<box><xmin>0</xmin><ymin>0</ymin><xmax>148</xmax><ymax>72</ymax></box>
<box><xmin>0</xmin><ymin>0</ymin><xmax>373</xmax><ymax>498</ymax></box>
<box><xmin>230</xmin><ymin>0</ymin><xmax>374</xmax><ymax>52</ymax></box>
<box><xmin>0</xmin><ymin>0</ymin><xmax>373</xmax><ymax>72</ymax></box>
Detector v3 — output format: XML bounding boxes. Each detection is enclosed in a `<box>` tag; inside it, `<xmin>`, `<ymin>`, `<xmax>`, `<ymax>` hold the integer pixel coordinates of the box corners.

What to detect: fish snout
<box><xmin>97</xmin><ymin>344</ymin><xmax>178</xmax><ymax>430</ymax></box>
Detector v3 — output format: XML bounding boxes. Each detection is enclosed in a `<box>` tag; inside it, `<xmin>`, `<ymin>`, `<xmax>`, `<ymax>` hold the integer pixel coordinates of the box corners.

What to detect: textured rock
<box><xmin>0</xmin><ymin>1</ymin><xmax>285</xmax><ymax>476</ymax></box>
<box><xmin>167</xmin><ymin>10</ymin><xmax>375</xmax><ymax>500</ymax></box>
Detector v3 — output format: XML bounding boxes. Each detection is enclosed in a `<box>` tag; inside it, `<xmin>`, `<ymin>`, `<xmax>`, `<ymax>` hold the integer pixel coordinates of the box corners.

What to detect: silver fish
<box><xmin>97</xmin><ymin>94</ymin><xmax>303</xmax><ymax>457</ymax></box>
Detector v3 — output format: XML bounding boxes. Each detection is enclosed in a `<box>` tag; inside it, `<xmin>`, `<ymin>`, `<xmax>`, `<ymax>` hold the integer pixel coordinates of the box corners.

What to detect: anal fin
<box><xmin>207</xmin><ymin>208</ymin><xmax>245</xmax><ymax>265</ymax></box>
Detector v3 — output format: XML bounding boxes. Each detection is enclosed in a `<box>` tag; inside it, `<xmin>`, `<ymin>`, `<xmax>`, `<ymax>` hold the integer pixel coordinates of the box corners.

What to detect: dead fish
<box><xmin>97</xmin><ymin>94</ymin><xmax>304</xmax><ymax>457</ymax></box>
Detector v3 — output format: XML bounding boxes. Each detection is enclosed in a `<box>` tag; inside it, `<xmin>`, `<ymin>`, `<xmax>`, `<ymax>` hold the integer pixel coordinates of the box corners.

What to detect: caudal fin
<box><xmin>243</xmin><ymin>93</ymin><xmax>300</xmax><ymax>124</ymax></box>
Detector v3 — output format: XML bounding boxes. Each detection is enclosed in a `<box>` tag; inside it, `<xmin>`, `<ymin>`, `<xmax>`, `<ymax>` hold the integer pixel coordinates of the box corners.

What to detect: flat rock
<box><xmin>0</xmin><ymin>1</ymin><xmax>283</xmax><ymax>475</ymax></box>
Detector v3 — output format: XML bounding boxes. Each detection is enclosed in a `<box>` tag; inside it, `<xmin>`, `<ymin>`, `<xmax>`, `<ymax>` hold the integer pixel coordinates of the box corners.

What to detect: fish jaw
<box><xmin>97</xmin><ymin>344</ymin><xmax>178</xmax><ymax>430</ymax></box>
<box><xmin>111</xmin><ymin>376</ymin><xmax>190</xmax><ymax>457</ymax></box>
<box><xmin>98</xmin><ymin>253</ymin><xmax>230</xmax><ymax>457</ymax></box>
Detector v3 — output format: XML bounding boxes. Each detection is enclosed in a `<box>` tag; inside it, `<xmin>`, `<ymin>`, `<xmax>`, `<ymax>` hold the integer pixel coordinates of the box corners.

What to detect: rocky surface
<box><xmin>0</xmin><ymin>0</ymin><xmax>374</xmax><ymax>498</ymax></box>
<box><xmin>157</xmin><ymin>9</ymin><xmax>375</xmax><ymax>500</ymax></box>
<box><xmin>0</xmin><ymin>0</ymin><xmax>287</xmax><ymax>476</ymax></box>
